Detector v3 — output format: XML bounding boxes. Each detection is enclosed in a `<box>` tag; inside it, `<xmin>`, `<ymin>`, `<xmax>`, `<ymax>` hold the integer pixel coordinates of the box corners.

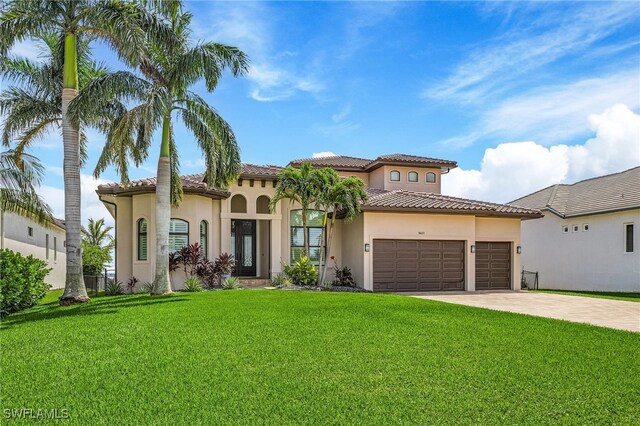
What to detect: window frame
<box><xmin>137</xmin><ymin>218</ymin><xmax>148</xmax><ymax>261</ymax></box>
<box><xmin>27</xmin><ymin>226</ymin><xmax>34</xmax><ymax>238</ymax></box>
<box><xmin>169</xmin><ymin>218</ymin><xmax>189</xmax><ymax>254</ymax></box>
<box><xmin>389</xmin><ymin>170</ymin><xmax>401</xmax><ymax>182</ymax></box>
<box><xmin>426</xmin><ymin>172</ymin><xmax>437</xmax><ymax>183</ymax></box>
<box><xmin>290</xmin><ymin>209</ymin><xmax>325</xmax><ymax>265</ymax></box>
<box><xmin>45</xmin><ymin>234</ymin><xmax>49</xmax><ymax>260</ymax></box>
<box><xmin>624</xmin><ymin>223</ymin><xmax>634</xmax><ymax>253</ymax></box>
<box><xmin>200</xmin><ymin>220</ymin><xmax>208</xmax><ymax>258</ymax></box>
<box><xmin>407</xmin><ymin>171</ymin><xmax>419</xmax><ymax>183</ymax></box>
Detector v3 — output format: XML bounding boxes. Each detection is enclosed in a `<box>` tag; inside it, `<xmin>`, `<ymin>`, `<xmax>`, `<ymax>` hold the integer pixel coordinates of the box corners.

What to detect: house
<box><xmin>97</xmin><ymin>154</ymin><xmax>541</xmax><ymax>292</ymax></box>
<box><xmin>0</xmin><ymin>210</ymin><xmax>67</xmax><ymax>289</ymax></box>
<box><xmin>510</xmin><ymin>167</ymin><xmax>640</xmax><ymax>292</ymax></box>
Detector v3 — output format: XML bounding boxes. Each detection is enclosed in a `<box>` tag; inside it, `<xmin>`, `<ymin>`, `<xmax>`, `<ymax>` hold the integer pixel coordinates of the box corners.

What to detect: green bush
<box><xmin>283</xmin><ymin>256</ymin><xmax>318</xmax><ymax>286</ymax></box>
<box><xmin>183</xmin><ymin>276</ymin><xmax>203</xmax><ymax>292</ymax></box>
<box><xmin>0</xmin><ymin>249</ymin><xmax>51</xmax><ymax>317</ymax></box>
<box><xmin>221</xmin><ymin>276</ymin><xmax>241</xmax><ymax>290</ymax></box>
<box><xmin>138</xmin><ymin>282</ymin><xmax>154</xmax><ymax>294</ymax></box>
<box><xmin>105</xmin><ymin>280</ymin><xmax>124</xmax><ymax>296</ymax></box>
<box><xmin>271</xmin><ymin>272</ymin><xmax>292</xmax><ymax>287</ymax></box>
<box><xmin>82</xmin><ymin>240</ymin><xmax>112</xmax><ymax>276</ymax></box>
<box><xmin>333</xmin><ymin>266</ymin><xmax>356</xmax><ymax>287</ymax></box>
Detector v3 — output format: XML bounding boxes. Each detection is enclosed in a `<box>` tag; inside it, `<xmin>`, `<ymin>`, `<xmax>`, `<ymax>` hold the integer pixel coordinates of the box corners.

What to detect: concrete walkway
<box><xmin>409</xmin><ymin>291</ymin><xmax>640</xmax><ymax>332</ymax></box>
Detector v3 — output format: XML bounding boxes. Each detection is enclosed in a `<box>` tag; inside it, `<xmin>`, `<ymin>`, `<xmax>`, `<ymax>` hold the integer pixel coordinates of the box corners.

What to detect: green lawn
<box><xmin>1</xmin><ymin>290</ymin><xmax>638</xmax><ymax>425</ymax></box>
<box><xmin>533</xmin><ymin>289</ymin><xmax>640</xmax><ymax>302</ymax></box>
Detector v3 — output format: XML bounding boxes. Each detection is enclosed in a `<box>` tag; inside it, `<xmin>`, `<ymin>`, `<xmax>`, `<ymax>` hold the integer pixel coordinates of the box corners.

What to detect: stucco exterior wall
<box><xmin>340</xmin><ymin>214</ymin><xmax>364</xmax><ymax>287</ymax></box>
<box><xmin>521</xmin><ymin>210</ymin><xmax>640</xmax><ymax>292</ymax></box>
<box><xmin>0</xmin><ymin>211</ymin><xmax>66</xmax><ymax>289</ymax></box>
<box><xmin>369</xmin><ymin>165</ymin><xmax>441</xmax><ymax>193</ymax></box>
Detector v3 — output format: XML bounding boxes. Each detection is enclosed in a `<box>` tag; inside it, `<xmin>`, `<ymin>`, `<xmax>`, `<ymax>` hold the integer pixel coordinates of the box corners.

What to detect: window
<box><xmin>169</xmin><ymin>219</ymin><xmax>189</xmax><ymax>253</ymax></box>
<box><xmin>572</xmin><ymin>224</ymin><xmax>579</xmax><ymax>233</ymax></box>
<box><xmin>583</xmin><ymin>224</ymin><xmax>589</xmax><ymax>232</ymax></box>
<box><xmin>137</xmin><ymin>219</ymin><xmax>148</xmax><ymax>261</ymax></box>
<box><xmin>256</xmin><ymin>195</ymin><xmax>270</xmax><ymax>214</ymax></box>
<box><xmin>408</xmin><ymin>171</ymin><xmax>418</xmax><ymax>182</ymax></box>
<box><xmin>389</xmin><ymin>170</ymin><xmax>400</xmax><ymax>181</ymax></box>
<box><xmin>625</xmin><ymin>223</ymin><xmax>634</xmax><ymax>253</ymax></box>
<box><xmin>290</xmin><ymin>210</ymin><xmax>325</xmax><ymax>264</ymax></box>
<box><xmin>426</xmin><ymin>172</ymin><xmax>436</xmax><ymax>183</ymax></box>
<box><xmin>45</xmin><ymin>234</ymin><xmax>49</xmax><ymax>260</ymax></box>
<box><xmin>53</xmin><ymin>237</ymin><xmax>57</xmax><ymax>261</ymax></box>
<box><xmin>230</xmin><ymin>194</ymin><xmax>247</xmax><ymax>213</ymax></box>
<box><xmin>200</xmin><ymin>220</ymin><xmax>208</xmax><ymax>258</ymax></box>
<box><xmin>27</xmin><ymin>227</ymin><xmax>34</xmax><ymax>238</ymax></box>
<box><xmin>562</xmin><ymin>225</ymin><xmax>569</xmax><ymax>233</ymax></box>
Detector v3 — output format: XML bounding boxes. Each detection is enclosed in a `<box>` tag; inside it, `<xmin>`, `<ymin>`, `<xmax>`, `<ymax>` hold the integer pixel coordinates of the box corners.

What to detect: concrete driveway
<box><xmin>409</xmin><ymin>291</ymin><xmax>640</xmax><ymax>332</ymax></box>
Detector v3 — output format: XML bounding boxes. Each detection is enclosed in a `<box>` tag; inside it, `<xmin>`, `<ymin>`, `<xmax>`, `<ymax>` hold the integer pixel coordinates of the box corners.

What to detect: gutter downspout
<box><xmin>98</xmin><ymin>195</ymin><xmax>118</xmax><ymax>283</ymax></box>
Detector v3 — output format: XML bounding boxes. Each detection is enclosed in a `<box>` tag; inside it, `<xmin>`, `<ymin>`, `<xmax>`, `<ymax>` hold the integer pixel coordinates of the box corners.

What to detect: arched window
<box><xmin>290</xmin><ymin>210</ymin><xmax>325</xmax><ymax>264</ymax></box>
<box><xmin>137</xmin><ymin>219</ymin><xmax>147</xmax><ymax>261</ymax></box>
<box><xmin>169</xmin><ymin>219</ymin><xmax>189</xmax><ymax>253</ymax></box>
<box><xmin>426</xmin><ymin>172</ymin><xmax>437</xmax><ymax>183</ymax></box>
<box><xmin>230</xmin><ymin>194</ymin><xmax>247</xmax><ymax>213</ymax></box>
<box><xmin>408</xmin><ymin>171</ymin><xmax>418</xmax><ymax>182</ymax></box>
<box><xmin>256</xmin><ymin>195</ymin><xmax>271</xmax><ymax>214</ymax></box>
<box><xmin>390</xmin><ymin>170</ymin><xmax>400</xmax><ymax>182</ymax></box>
<box><xmin>200</xmin><ymin>220</ymin><xmax>208</xmax><ymax>258</ymax></box>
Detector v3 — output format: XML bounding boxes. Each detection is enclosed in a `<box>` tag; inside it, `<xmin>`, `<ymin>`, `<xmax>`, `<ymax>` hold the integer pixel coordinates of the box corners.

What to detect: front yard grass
<box><xmin>1</xmin><ymin>289</ymin><xmax>638</xmax><ymax>425</ymax></box>
<box><xmin>533</xmin><ymin>289</ymin><xmax>640</xmax><ymax>302</ymax></box>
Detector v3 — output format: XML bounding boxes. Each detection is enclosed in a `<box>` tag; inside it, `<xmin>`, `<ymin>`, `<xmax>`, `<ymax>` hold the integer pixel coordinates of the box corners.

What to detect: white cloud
<box><xmin>440</xmin><ymin>69</ymin><xmax>640</xmax><ymax>148</ymax></box>
<box><xmin>8</xmin><ymin>39</ymin><xmax>45</xmax><ymax>62</ymax></box>
<box><xmin>312</xmin><ymin>152</ymin><xmax>338</xmax><ymax>158</ymax></box>
<box><xmin>425</xmin><ymin>1</ymin><xmax>639</xmax><ymax>103</ymax></box>
<box><xmin>442</xmin><ymin>104</ymin><xmax>640</xmax><ymax>203</ymax></box>
<box><xmin>38</xmin><ymin>174</ymin><xmax>113</xmax><ymax>227</ymax></box>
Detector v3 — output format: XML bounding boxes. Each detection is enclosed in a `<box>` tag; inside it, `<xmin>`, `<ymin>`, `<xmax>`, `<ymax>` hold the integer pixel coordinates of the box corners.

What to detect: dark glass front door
<box><xmin>231</xmin><ymin>220</ymin><xmax>256</xmax><ymax>276</ymax></box>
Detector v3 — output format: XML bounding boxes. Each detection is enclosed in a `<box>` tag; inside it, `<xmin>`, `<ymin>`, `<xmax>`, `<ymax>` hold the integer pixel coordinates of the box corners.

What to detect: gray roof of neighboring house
<box><xmin>52</xmin><ymin>217</ymin><xmax>65</xmax><ymax>230</ymax></box>
<box><xmin>362</xmin><ymin>189</ymin><xmax>542</xmax><ymax>218</ymax></box>
<box><xmin>288</xmin><ymin>154</ymin><xmax>457</xmax><ymax>172</ymax></box>
<box><xmin>509</xmin><ymin>167</ymin><xmax>640</xmax><ymax>218</ymax></box>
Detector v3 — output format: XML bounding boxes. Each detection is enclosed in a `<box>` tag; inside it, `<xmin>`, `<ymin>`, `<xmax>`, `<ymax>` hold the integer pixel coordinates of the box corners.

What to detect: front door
<box><xmin>231</xmin><ymin>220</ymin><xmax>256</xmax><ymax>276</ymax></box>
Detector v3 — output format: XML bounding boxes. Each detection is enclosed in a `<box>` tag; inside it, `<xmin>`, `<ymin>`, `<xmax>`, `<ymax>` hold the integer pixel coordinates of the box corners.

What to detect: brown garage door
<box><xmin>373</xmin><ymin>239</ymin><xmax>465</xmax><ymax>292</ymax></box>
<box><xmin>475</xmin><ymin>242</ymin><xmax>511</xmax><ymax>290</ymax></box>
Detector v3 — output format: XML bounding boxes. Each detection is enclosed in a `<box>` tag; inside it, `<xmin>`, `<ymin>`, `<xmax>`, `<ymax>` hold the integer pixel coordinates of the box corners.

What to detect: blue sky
<box><xmin>4</xmin><ymin>1</ymin><xmax>640</xmax><ymax>224</ymax></box>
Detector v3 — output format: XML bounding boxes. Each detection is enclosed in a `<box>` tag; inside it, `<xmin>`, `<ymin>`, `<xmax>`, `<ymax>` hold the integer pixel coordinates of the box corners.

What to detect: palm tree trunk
<box><xmin>302</xmin><ymin>207</ymin><xmax>309</xmax><ymax>257</ymax></box>
<box><xmin>316</xmin><ymin>211</ymin><xmax>328</xmax><ymax>285</ymax></box>
<box><xmin>60</xmin><ymin>32</ymin><xmax>89</xmax><ymax>305</ymax></box>
<box><xmin>152</xmin><ymin>114</ymin><xmax>173</xmax><ymax>295</ymax></box>
<box><xmin>320</xmin><ymin>212</ymin><xmax>337</xmax><ymax>286</ymax></box>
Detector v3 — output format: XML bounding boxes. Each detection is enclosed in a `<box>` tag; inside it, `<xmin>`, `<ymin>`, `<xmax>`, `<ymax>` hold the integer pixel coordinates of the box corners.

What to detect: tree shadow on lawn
<box><xmin>0</xmin><ymin>294</ymin><xmax>189</xmax><ymax>330</ymax></box>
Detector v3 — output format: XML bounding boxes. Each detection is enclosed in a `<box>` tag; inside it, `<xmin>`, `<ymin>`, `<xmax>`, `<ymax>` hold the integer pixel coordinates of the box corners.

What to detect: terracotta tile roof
<box><xmin>289</xmin><ymin>153</ymin><xmax>457</xmax><ymax>171</ymax></box>
<box><xmin>52</xmin><ymin>217</ymin><xmax>65</xmax><ymax>230</ymax></box>
<box><xmin>238</xmin><ymin>164</ymin><xmax>283</xmax><ymax>178</ymax></box>
<box><xmin>363</xmin><ymin>189</ymin><xmax>542</xmax><ymax>218</ymax></box>
<box><xmin>510</xmin><ymin>167</ymin><xmax>640</xmax><ymax>217</ymax></box>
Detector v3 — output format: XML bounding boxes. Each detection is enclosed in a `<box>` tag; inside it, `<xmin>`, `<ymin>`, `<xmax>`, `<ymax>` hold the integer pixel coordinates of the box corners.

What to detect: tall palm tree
<box><xmin>315</xmin><ymin>173</ymin><xmax>367</xmax><ymax>285</ymax></box>
<box><xmin>0</xmin><ymin>149</ymin><xmax>52</xmax><ymax>225</ymax></box>
<box><xmin>270</xmin><ymin>163</ymin><xmax>323</xmax><ymax>257</ymax></box>
<box><xmin>72</xmin><ymin>9</ymin><xmax>248</xmax><ymax>295</ymax></box>
<box><xmin>0</xmin><ymin>0</ymin><xmax>174</xmax><ymax>304</ymax></box>
<box><xmin>83</xmin><ymin>218</ymin><xmax>113</xmax><ymax>249</ymax></box>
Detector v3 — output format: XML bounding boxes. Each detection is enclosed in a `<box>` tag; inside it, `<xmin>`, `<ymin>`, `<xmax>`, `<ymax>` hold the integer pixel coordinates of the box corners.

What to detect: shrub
<box><xmin>283</xmin><ymin>256</ymin><xmax>318</xmax><ymax>286</ymax></box>
<box><xmin>214</xmin><ymin>253</ymin><xmax>235</xmax><ymax>277</ymax></box>
<box><xmin>82</xmin><ymin>240</ymin><xmax>111</xmax><ymax>276</ymax></box>
<box><xmin>271</xmin><ymin>272</ymin><xmax>292</xmax><ymax>287</ymax></box>
<box><xmin>126</xmin><ymin>276</ymin><xmax>139</xmax><ymax>294</ymax></box>
<box><xmin>0</xmin><ymin>249</ymin><xmax>51</xmax><ymax>317</ymax></box>
<box><xmin>183</xmin><ymin>276</ymin><xmax>203</xmax><ymax>292</ymax></box>
<box><xmin>138</xmin><ymin>282</ymin><xmax>154</xmax><ymax>294</ymax></box>
<box><xmin>221</xmin><ymin>276</ymin><xmax>241</xmax><ymax>290</ymax></box>
<box><xmin>105</xmin><ymin>280</ymin><xmax>124</xmax><ymax>296</ymax></box>
<box><xmin>333</xmin><ymin>266</ymin><xmax>356</xmax><ymax>287</ymax></box>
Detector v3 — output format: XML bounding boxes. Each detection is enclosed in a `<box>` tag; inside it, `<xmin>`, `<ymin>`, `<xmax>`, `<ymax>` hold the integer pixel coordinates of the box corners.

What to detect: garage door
<box><xmin>373</xmin><ymin>239</ymin><xmax>465</xmax><ymax>292</ymax></box>
<box><xmin>475</xmin><ymin>242</ymin><xmax>511</xmax><ymax>290</ymax></box>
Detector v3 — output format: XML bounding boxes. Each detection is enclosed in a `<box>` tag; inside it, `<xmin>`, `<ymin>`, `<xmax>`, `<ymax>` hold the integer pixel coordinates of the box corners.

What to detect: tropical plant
<box><xmin>221</xmin><ymin>276</ymin><xmax>241</xmax><ymax>290</ymax></box>
<box><xmin>139</xmin><ymin>281</ymin><xmax>155</xmax><ymax>294</ymax></box>
<box><xmin>0</xmin><ymin>150</ymin><xmax>52</xmax><ymax>225</ymax></box>
<box><xmin>270</xmin><ymin>163</ymin><xmax>323</xmax><ymax>256</ymax></box>
<box><xmin>332</xmin><ymin>264</ymin><xmax>356</xmax><ymax>287</ymax></box>
<box><xmin>81</xmin><ymin>240</ymin><xmax>111</xmax><ymax>276</ymax></box>
<box><xmin>0</xmin><ymin>249</ymin><xmax>51</xmax><ymax>317</ymax></box>
<box><xmin>72</xmin><ymin>8</ymin><xmax>248</xmax><ymax>295</ymax></box>
<box><xmin>271</xmin><ymin>272</ymin><xmax>292</xmax><ymax>287</ymax></box>
<box><xmin>182</xmin><ymin>276</ymin><xmax>203</xmax><ymax>292</ymax></box>
<box><xmin>125</xmin><ymin>276</ymin><xmax>139</xmax><ymax>294</ymax></box>
<box><xmin>0</xmin><ymin>0</ymin><xmax>174</xmax><ymax>304</ymax></box>
<box><xmin>104</xmin><ymin>280</ymin><xmax>124</xmax><ymax>296</ymax></box>
<box><xmin>83</xmin><ymin>218</ymin><xmax>113</xmax><ymax>248</ymax></box>
<box><xmin>177</xmin><ymin>242</ymin><xmax>204</xmax><ymax>277</ymax></box>
<box><xmin>283</xmin><ymin>256</ymin><xmax>318</xmax><ymax>286</ymax></box>
<box><xmin>213</xmin><ymin>253</ymin><xmax>235</xmax><ymax>279</ymax></box>
<box><xmin>315</xmin><ymin>173</ymin><xmax>367</xmax><ymax>285</ymax></box>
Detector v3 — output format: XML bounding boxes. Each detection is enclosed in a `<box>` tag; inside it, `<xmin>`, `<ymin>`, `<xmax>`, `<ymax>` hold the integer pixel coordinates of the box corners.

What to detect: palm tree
<box><xmin>83</xmin><ymin>218</ymin><xmax>113</xmax><ymax>249</ymax></box>
<box><xmin>0</xmin><ymin>149</ymin><xmax>52</xmax><ymax>225</ymax></box>
<box><xmin>72</xmin><ymin>9</ymin><xmax>248</xmax><ymax>295</ymax></box>
<box><xmin>315</xmin><ymin>173</ymin><xmax>367</xmax><ymax>285</ymax></box>
<box><xmin>270</xmin><ymin>163</ymin><xmax>323</xmax><ymax>257</ymax></box>
<box><xmin>0</xmin><ymin>0</ymin><xmax>174</xmax><ymax>304</ymax></box>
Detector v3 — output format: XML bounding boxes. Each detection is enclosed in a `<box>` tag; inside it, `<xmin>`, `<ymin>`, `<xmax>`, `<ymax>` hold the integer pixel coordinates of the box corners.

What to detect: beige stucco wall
<box><xmin>369</xmin><ymin>165</ymin><xmax>441</xmax><ymax>193</ymax></box>
<box><xmin>521</xmin><ymin>210</ymin><xmax>640</xmax><ymax>292</ymax></box>
<box><xmin>337</xmin><ymin>171</ymin><xmax>370</xmax><ymax>187</ymax></box>
<box><xmin>0</xmin><ymin>211</ymin><xmax>67</xmax><ymax>289</ymax></box>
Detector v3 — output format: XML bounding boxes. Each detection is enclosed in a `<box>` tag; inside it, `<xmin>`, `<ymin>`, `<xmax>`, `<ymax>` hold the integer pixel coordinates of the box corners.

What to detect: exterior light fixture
<box><xmin>470</xmin><ymin>245</ymin><xmax>476</xmax><ymax>253</ymax></box>
<box><xmin>364</xmin><ymin>243</ymin><xmax>370</xmax><ymax>252</ymax></box>
<box><xmin>517</xmin><ymin>246</ymin><xmax>522</xmax><ymax>254</ymax></box>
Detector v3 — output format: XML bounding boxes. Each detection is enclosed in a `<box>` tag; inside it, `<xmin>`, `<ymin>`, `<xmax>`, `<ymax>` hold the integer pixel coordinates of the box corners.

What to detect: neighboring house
<box><xmin>97</xmin><ymin>154</ymin><xmax>540</xmax><ymax>292</ymax></box>
<box><xmin>0</xmin><ymin>210</ymin><xmax>67</xmax><ymax>289</ymax></box>
<box><xmin>510</xmin><ymin>167</ymin><xmax>640</xmax><ymax>292</ymax></box>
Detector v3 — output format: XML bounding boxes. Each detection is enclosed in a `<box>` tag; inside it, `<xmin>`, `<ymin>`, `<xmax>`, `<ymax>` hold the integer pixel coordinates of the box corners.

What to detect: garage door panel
<box><xmin>475</xmin><ymin>242</ymin><xmax>511</xmax><ymax>290</ymax></box>
<box><xmin>373</xmin><ymin>239</ymin><xmax>465</xmax><ymax>292</ymax></box>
